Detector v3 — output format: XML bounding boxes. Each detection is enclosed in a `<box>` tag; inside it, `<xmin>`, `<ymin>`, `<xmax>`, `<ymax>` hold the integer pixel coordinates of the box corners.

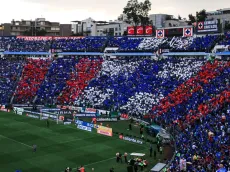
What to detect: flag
<box><xmin>183</xmin><ymin>27</ymin><xmax>193</xmax><ymax>37</ymax></box>
<box><xmin>136</xmin><ymin>26</ymin><xmax>144</xmax><ymax>35</ymax></box>
<box><xmin>197</xmin><ymin>22</ymin><xmax>204</xmax><ymax>30</ymax></box>
<box><xmin>145</xmin><ymin>26</ymin><xmax>153</xmax><ymax>35</ymax></box>
<box><xmin>127</xmin><ymin>26</ymin><xmax>135</xmax><ymax>35</ymax></box>
<box><xmin>156</xmin><ymin>29</ymin><xmax>165</xmax><ymax>38</ymax></box>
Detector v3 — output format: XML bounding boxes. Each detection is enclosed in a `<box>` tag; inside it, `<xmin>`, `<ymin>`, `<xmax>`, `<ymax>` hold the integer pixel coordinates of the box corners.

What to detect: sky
<box><xmin>0</xmin><ymin>0</ymin><xmax>229</xmax><ymax>24</ymax></box>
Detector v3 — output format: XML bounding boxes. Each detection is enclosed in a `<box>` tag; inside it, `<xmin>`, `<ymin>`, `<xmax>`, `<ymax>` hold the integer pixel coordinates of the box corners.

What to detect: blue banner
<box><xmin>75</xmin><ymin>120</ymin><xmax>98</xmax><ymax>129</ymax></box>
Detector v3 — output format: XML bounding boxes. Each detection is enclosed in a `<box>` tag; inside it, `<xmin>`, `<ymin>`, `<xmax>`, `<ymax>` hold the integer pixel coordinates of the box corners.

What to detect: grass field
<box><xmin>0</xmin><ymin>111</ymin><xmax>162</xmax><ymax>172</ymax></box>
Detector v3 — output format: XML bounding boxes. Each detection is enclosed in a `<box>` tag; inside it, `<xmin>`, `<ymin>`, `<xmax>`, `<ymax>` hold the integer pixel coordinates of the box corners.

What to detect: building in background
<box><xmin>207</xmin><ymin>8</ymin><xmax>230</xmax><ymax>30</ymax></box>
<box><xmin>72</xmin><ymin>17</ymin><xmax>131</xmax><ymax>36</ymax></box>
<box><xmin>164</xmin><ymin>19</ymin><xmax>188</xmax><ymax>27</ymax></box>
<box><xmin>0</xmin><ymin>23</ymin><xmax>11</xmax><ymax>36</ymax></box>
<box><xmin>0</xmin><ymin>18</ymin><xmax>71</xmax><ymax>36</ymax></box>
<box><xmin>149</xmin><ymin>14</ymin><xmax>173</xmax><ymax>28</ymax></box>
<box><xmin>207</xmin><ymin>8</ymin><xmax>230</xmax><ymax>21</ymax></box>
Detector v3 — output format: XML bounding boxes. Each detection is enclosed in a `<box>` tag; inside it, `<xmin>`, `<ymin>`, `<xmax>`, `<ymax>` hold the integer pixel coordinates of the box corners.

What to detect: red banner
<box><xmin>145</xmin><ymin>26</ymin><xmax>153</xmax><ymax>35</ymax></box>
<box><xmin>136</xmin><ymin>26</ymin><xmax>144</xmax><ymax>35</ymax></box>
<box><xmin>53</xmin><ymin>36</ymin><xmax>84</xmax><ymax>40</ymax></box>
<box><xmin>17</xmin><ymin>36</ymin><xmax>52</xmax><ymax>40</ymax></box>
<box><xmin>127</xmin><ymin>26</ymin><xmax>135</xmax><ymax>35</ymax></box>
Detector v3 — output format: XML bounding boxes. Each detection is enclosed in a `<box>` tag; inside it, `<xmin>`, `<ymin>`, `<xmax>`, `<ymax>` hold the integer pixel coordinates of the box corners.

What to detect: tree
<box><xmin>138</xmin><ymin>0</ymin><xmax>152</xmax><ymax>25</ymax></box>
<box><xmin>178</xmin><ymin>15</ymin><xmax>182</xmax><ymax>20</ymax></box>
<box><xmin>188</xmin><ymin>14</ymin><xmax>196</xmax><ymax>25</ymax></box>
<box><xmin>123</xmin><ymin>0</ymin><xmax>151</xmax><ymax>26</ymax></box>
<box><xmin>123</xmin><ymin>0</ymin><xmax>140</xmax><ymax>26</ymax></box>
<box><xmin>196</xmin><ymin>9</ymin><xmax>207</xmax><ymax>22</ymax></box>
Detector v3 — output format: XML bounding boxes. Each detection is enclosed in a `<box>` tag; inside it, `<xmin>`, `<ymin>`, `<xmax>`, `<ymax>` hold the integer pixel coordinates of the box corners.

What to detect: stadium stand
<box><xmin>0</xmin><ymin>33</ymin><xmax>229</xmax><ymax>171</ymax></box>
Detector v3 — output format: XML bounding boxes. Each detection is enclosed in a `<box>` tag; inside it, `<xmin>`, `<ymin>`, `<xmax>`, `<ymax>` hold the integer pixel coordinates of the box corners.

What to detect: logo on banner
<box><xmin>127</xmin><ymin>27</ymin><xmax>135</xmax><ymax>35</ymax></box>
<box><xmin>156</xmin><ymin>29</ymin><xmax>164</xmax><ymax>38</ymax></box>
<box><xmin>183</xmin><ymin>28</ymin><xmax>193</xmax><ymax>37</ymax></box>
<box><xmin>145</xmin><ymin>26</ymin><xmax>153</xmax><ymax>35</ymax></box>
<box><xmin>97</xmin><ymin>126</ymin><xmax>113</xmax><ymax>137</ymax></box>
<box><xmin>136</xmin><ymin>26</ymin><xmax>144</xmax><ymax>35</ymax></box>
<box><xmin>198</xmin><ymin>22</ymin><xmax>204</xmax><ymax>30</ymax></box>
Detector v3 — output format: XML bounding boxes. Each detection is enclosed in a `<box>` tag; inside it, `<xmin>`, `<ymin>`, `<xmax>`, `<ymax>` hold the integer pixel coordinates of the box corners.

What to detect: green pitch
<box><xmin>0</xmin><ymin>111</ymin><xmax>160</xmax><ymax>172</ymax></box>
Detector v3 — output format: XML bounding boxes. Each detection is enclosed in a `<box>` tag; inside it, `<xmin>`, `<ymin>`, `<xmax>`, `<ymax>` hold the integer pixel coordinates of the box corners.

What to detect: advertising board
<box><xmin>119</xmin><ymin>135</ymin><xmax>143</xmax><ymax>144</ymax></box>
<box><xmin>97</xmin><ymin>126</ymin><xmax>113</xmax><ymax>137</ymax></box>
<box><xmin>26</xmin><ymin>113</ymin><xmax>40</xmax><ymax>119</ymax></box>
<box><xmin>96</xmin><ymin>118</ymin><xmax>117</xmax><ymax>122</ymax></box>
<box><xmin>75</xmin><ymin>113</ymin><xmax>96</xmax><ymax>117</ymax></box>
<box><xmin>75</xmin><ymin>120</ymin><xmax>98</xmax><ymax>129</ymax></box>
<box><xmin>13</xmin><ymin>107</ymin><xmax>24</xmax><ymax>115</ymax></box>
<box><xmin>197</xmin><ymin>20</ymin><xmax>220</xmax><ymax>33</ymax></box>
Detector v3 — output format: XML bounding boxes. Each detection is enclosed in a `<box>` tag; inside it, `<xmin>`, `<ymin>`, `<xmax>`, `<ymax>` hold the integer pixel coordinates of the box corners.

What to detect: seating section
<box><xmin>51</xmin><ymin>37</ymin><xmax>107</xmax><ymax>52</ymax></box>
<box><xmin>108</xmin><ymin>37</ymin><xmax>144</xmax><ymax>52</ymax></box>
<box><xmin>78</xmin><ymin>57</ymin><xmax>206</xmax><ymax>114</ymax></box>
<box><xmin>0</xmin><ymin>58</ymin><xmax>24</xmax><ymax>104</ymax></box>
<box><xmin>0</xmin><ymin>37</ymin><xmax>51</xmax><ymax>52</ymax></box>
<box><xmin>36</xmin><ymin>57</ymin><xmax>79</xmax><ymax>104</ymax></box>
<box><xmin>14</xmin><ymin>59</ymin><xmax>51</xmax><ymax>103</ymax></box>
<box><xmin>58</xmin><ymin>57</ymin><xmax>103</xmax><ymax>104</ymax></box>
<box><xmin>151</xmin><ymin>60</ymin><xmax>230</xmax><ymax>171</ymax></box>
<box><xmin>187</xmin><ymin>35</ymin><xmax>220</xmax><ymax>52</ymax></box>
<box><xmin>0</xmin><ymin>34</ymin><xmax>227</xmax><ymax>52</ymax></box>
<box><xmin>138</xmin><ymin>37</ymin><xmax>169</xmax><ymax>52</ymax></box>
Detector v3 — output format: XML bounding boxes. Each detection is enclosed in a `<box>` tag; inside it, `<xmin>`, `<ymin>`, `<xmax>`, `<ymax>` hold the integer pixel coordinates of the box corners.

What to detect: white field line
<box><xmin>57</xmin><ymin>135</ymin><xmax>98</xmax><ymax>144</ymax></box>
<box><xmin>0</xmin><ymin>134</ymin><xmax>33</xmax><ymax>148</ymax></box>
<box><xmin>61</xmin><ymin>147</ymin><xmax>148</xmax><ymax>172</ymax></box>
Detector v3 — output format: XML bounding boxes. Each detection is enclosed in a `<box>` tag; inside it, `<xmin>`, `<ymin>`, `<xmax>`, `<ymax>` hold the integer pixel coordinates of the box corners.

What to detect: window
<box><xmin>51</xmin><ymin>27</ymin><xmax>60</xmax><ymax>31</ymax></box>
<box><xmin>119</xmin><ymin>32</ymin><xmax>121</xmax><ymax>36</ymax></box>
<box><xmin>115</xmin><ymin>33</ymin><xmax>118</xmax><ymax>36</ymax></box>
<box><xmin>115</xmin><ymin>28</ymin><xmax>118</xmax><ymax>31</ymax></box>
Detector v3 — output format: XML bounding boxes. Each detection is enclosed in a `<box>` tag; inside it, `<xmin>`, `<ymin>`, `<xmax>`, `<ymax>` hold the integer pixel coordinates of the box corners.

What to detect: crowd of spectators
<box><xmin>151</xmin><ymin>60</ymin><xmax>230</xmax><ymax>171</ymax></box>
<box><xmin>108</xmin><ymin>37</ymin><xmax>143</xmax><ymax>52</ymax></box>
<box><xmin>58</xmin><ymin>57</ymin><xmax>102</xmax><ymax>104</ymax></box>
<box><xmin>0</xmin><ymin>58</ymin><xmax>24</xmax><ymax>104</ymax></box>
<box><xmin>78</xmin><ymin>57</ymin><xmax>206</xmax><ymax>115</ymax></box>
<box><xmin>187</xmin><ymin>35</ymin><xmax>220</xmax><ymax>52</ymax></box>
<box><xmin>14</xmin><ymin>59</ymin><xmax>51</xmax><ymax>103</ymax></box>
<box><xmin>51</xmin><ymin>37</ymin><xmax>107</xmax><ymax>52</ymax></box>
<box><xmin>36</xmin><ymin>57</ymin><xmax>79</xmax><ymax>104</ymax></box>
